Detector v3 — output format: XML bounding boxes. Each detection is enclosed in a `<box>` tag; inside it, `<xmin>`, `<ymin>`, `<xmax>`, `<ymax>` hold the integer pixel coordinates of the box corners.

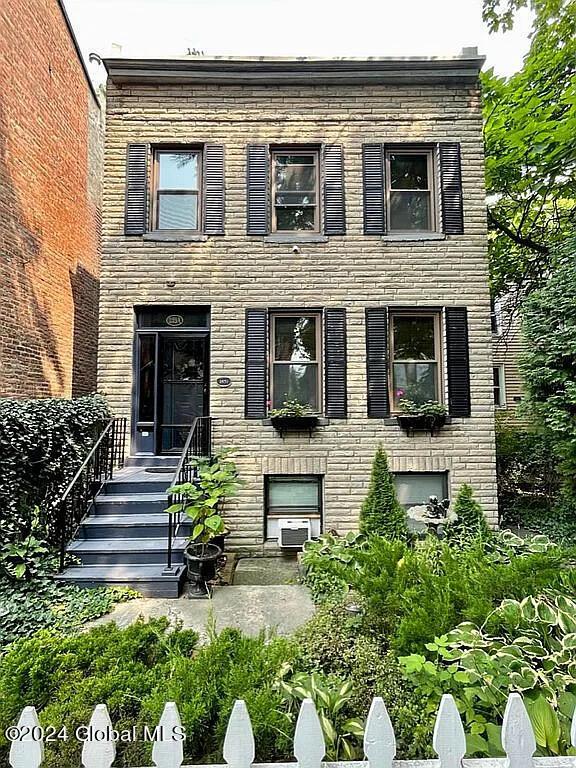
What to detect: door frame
<box><xmin>131</xmin><ymin>310</ymin><xmax>211</xmax><ymax>456</ymax></box>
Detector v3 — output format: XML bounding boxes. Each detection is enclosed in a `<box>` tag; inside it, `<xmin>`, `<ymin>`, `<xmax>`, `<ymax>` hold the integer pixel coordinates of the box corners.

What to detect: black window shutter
<box><xmin>323</xmin><ymin>145</ymin><xmax>346</xmax><ymax>235</ymax></box>
<box><xmin>362</xmin><ymin>144</ymin><xmax>385</xmax><ymax>235</ymax></box>
<box><xmin>246</xmin><ymin>145</ymin><xmax>269</xmax><ymax>235</ymax></box>
<box><xmin>439</xmin><ymin>143</ymin><xmax>464</xmax><ymax>234</ymax></box>
<box><xmin>245</xmin><ymin>309</ymin><xmax>268</xmax><ymax>419</ymax></box>
<box><xmin>203</xmin><ymin>144</ymin><xmax>225</xmax><ymax>235</ymax></box>
<box><xmin>365</xmin><ymin>308</ymin><xmax>390</xmax><ymax>417</ymax></box>
<box><xmin>324</xmin><ymin>308</ymin><xmax>347</xmax><ymax>418</ymax></box>
<box><xmin>445</xmin><ymin>306</ymin><xmax>471</xmax><ymax>416</ymax></box>
<box><xmin>124</xmin><ymin>143</ymin><xmax>148</xmax><ymax>235</ymax></box>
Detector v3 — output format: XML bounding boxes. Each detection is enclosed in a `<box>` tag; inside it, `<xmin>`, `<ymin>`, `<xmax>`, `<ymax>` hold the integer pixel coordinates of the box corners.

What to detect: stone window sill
<box><xmin>264</xmin><ymin>234</ymin><xmax>329</xmax><ymax>244</ymax></box>
<box><xmin>143</xmin><ymin>231</ymin><xmax>208</xmax><ymax>243</ymax></box>
<box><xmin>381</xmin><ymin>233</ymin><xmax>446</xmax><ymax>242</ymax></box>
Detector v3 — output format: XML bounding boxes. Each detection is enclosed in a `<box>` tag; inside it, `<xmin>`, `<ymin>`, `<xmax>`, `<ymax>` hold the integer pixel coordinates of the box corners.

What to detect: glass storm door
<box><xmin>158</xmin><ymin>335</ymin><xmax>208</xmax><ymax>453</ymax></box>
<box><xmin>133</xmin><ymin>332</ymin><xmax>208</xmax><ymax>455</ymax></box>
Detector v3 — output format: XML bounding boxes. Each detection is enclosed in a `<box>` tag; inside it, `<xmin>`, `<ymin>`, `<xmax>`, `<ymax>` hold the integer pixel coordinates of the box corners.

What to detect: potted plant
<box><xmin>396</xmin><ymin>399</ymin><xmax>448</xmax><ymax>435</ymax></box>
<box><xmin>167</xmin><ymin>448</ymin><xmax>241</xmax><ymax>597</ymax></box>
<box><xmin>269</xmin><ymin>399</ymin><xmax>320</xmax><ymax>434</ymax></box>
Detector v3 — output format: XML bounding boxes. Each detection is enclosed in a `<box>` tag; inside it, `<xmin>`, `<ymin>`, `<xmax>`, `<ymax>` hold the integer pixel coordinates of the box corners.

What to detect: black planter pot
<box><xmin>211</xmin><ymin>529</ymin><xmax>230</xmax><ymax>552</ymax></box>
<box><xmin>396</xmin><ymin>413</ymin><xmax>447</xmax><ymax>436</ymax></box>
<box><xmin>184</xmin><ymin>542</ymin><xmax>222</xmax><ymax>598</ymax></box>
<box><xmin>270</xmin><ymin>415</ymin><xmax>319</xmax><ymax>436</ymax></box>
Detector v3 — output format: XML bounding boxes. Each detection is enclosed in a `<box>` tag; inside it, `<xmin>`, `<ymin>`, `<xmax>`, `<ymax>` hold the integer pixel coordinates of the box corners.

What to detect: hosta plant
<box><xmin>301</xmin><ymin>532</ymin><xmax>367</xmax><ymax>603</ymax></box>
<box><xmin>275</xmin><ymin>667</ymin><xmax>364</xmax><ymax>760</ymax></box>
<box><xmin>400</xmin><ymin>594</ymin><xmax>576</xmax><ymax>757</ymax></box>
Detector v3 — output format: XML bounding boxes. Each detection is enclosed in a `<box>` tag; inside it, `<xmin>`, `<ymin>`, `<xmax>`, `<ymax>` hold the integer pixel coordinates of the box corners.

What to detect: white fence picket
<box><xmin>433</xmin><ymin>695</ymin><xmax>466</xmax><ymax>768</ymax></box>
<box><xmin>294</xmin><ymin>698</ymin><xmax>325</xmax><ymax>768</ymax></box>
<box><xmin>502</xmin><ymin>693</ymin><xmax>536</xmax><ymax>768</ymax></box>
<box><xmin>152</xmin><ymin>702</ymin><xmax>184</xmax><ymax>768</ymax></box>
<box><xmin>364</xmin><ymin>696</ymin><xmax>395</xmax><ymax>768</ymax></box>
<box><xmin>223</xmin><ymin>699</ymin><xmax>255</xmax><ymax>768</ymax></box>
<box><xmin>82</xmin><ymin>704</ymin><xmax>116</xmax><ymax>768</ymax></box>
<box><xmin>8</xmin><ymin>691</ymin><xmax>575</xmax><ymax>768</ymax></box>
<box><xmin>8</xmin><ymin>706</ymin><xmax>43</xmax><ymax>768</ymax></box>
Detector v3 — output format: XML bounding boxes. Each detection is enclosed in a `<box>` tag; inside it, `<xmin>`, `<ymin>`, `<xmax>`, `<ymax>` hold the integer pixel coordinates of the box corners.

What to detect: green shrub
<box><xmin>302</xmin><ymin>534</ymin><xmax>576</xmax><ymax>655</ymax></box>
<box><xmin>444</xmin><ymin>484</ymin><xmax>491</xmax><ymax>544</ymax></box>
<box><xmin>0</xmin><ymin>395</ymin><xmax>110</xmax><ymax>544</ymax></box>
<box><xmin>0</xmin><ymin>573</ymin><xmax>136</xmax><ymax>649</ymax></box>
<box><xmin>0</xmin><ymin>619</ymin><xmax>297</xmax><ymax>768</ymax></box>
<box><xmin>295</xmin><ymin>603</ymin><xmax>434</xmax><ymax>758</ymax></box>
<box><xmin>359</xmin><ymin>445</ymin><xmax>408</xmax><ymax>540</ymax></box>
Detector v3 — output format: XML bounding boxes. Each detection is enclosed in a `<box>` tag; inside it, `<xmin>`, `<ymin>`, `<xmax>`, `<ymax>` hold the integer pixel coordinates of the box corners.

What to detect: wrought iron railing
<box><xmin>166</xmin><ymin>416</ymin><xmax>212</xmax><ymax>571</ymax></box>
<box><xmin>56</xmin><ymin>417</ymin><xmax>127</xmax><ymax>570</ymax></box>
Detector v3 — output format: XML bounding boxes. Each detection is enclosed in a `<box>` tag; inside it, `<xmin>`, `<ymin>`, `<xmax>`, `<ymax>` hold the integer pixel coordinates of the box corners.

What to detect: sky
<box><xmin>64</xmin><ymin>0</ymin><xmax>534</xmax><ymax>86</ymax></box>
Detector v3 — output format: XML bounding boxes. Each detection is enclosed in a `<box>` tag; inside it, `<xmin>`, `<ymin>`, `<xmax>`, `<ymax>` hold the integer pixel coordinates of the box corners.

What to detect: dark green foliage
<box><xmin>302</xmin><ymin>534</ymin><xmax>576</xmax><ymax>656</ymax></box>
<box><xmin>359</xmin><ymin>445</ymin><xmax>408</xmax><ymax>540</ymax></box>
<box><xmin>0</xmin><ymin>573</ymin><xmax>136</xmax><ymax>649</ymax></box>
<box><xmin>0</xmin><ymin>620</ymin><xmax>296</xmax><ymax>768</ymax></box>
<box><xmin>445</xmin><ymin>484</ymin><xmax>491</xmax><ymax>543</ymax></box>
<box><xmin>496</xmin><ymin>417</ymin><xmax>561</xmax><ymax>525</ymax></box>
<box><xmin>520</xmin><ymin>239</ymin><xmax>576</xmax><ymax>497</ymax></box>
<box><xmin>295</xmin><ymin>603</ymin><xmax>434</xmax><ymax>758</ymax></box>
<box><xmin>0</xmin><ymin>395</ymin><xmax>110</xmax><ymax>544</ymax></box>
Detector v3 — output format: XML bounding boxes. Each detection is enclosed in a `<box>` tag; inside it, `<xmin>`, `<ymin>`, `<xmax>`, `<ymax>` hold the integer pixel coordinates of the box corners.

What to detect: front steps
<box><xmin>56</xmin><ymin>459</ymin><xmax>189</xmax><ymax>598</ymax></box>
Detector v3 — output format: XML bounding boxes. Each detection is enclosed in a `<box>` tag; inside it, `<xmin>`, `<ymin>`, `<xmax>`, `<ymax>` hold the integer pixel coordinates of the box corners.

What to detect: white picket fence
<box><xmin>7</xmin><ymin>692</ymin><xmax>576</xmax><ymax>768</ymax></box>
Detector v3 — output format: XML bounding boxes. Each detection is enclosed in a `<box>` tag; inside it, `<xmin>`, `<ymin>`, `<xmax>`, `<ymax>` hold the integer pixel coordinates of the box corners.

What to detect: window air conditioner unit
<box><xmin>278</xmin><ymin>518</ymin><xmax>312</xmax><ymax>549</ymax></box>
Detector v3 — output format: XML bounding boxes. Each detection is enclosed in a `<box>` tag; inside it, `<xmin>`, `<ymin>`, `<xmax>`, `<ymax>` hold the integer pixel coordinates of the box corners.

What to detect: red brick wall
<box><xmin>0</xmin><ymin>0</ymin><xmax>101</xmax><ymax>398</ymax></box>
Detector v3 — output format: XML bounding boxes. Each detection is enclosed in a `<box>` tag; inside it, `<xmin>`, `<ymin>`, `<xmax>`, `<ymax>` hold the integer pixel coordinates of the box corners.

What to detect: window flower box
<box><xmin>270</xmin><ymin>415</ymin><xmax>320</xmax><ymax>434</ymax></box>
<box><xmin>396</xmin><ymin>413</ymin><xmax>446</xmax><ymax>436</ymax></box>
<box><xmin>268</xmin><ymin>400</ymin><xmax>320</xmax><ymax>436</ymax></box>
<box><xmin>396</xmin><ymin>399</ymin><xmax>448</xmax><ymax>436</ymax></box>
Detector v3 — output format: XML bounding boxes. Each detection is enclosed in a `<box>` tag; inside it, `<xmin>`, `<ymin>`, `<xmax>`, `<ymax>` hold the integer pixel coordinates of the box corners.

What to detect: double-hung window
<box><xmin>153</xmin><ymin>149</ymin><xmax>201</xmax><ymax>231</ymax></box>
<box><xmin>390</xmin><ymin>312</ymin><xmax>442</xmax><ymax>410</ymax></box>
<box><xmin>270</xmin><ymin>313</ymin><xmax>321</xmax><ymax>411</ymax></box>
<box><xmin>386</xmin><ymin>150</ymin><xmax>436</xmax><ymax>232</ymax></box>
<box><xmin>493</xmin><ymin>366</ymin><xmax>506</xmax><ymax>407</ymax></box>
<box><xmin>272</xmin><ymin>150</ymin><xmax>319</xmax><ymax>232</ymax></box>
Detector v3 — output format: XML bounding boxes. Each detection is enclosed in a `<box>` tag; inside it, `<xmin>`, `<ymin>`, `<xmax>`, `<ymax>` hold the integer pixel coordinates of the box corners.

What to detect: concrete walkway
<box><xmin>88</xmin><ymin>554</ymin><xmax>313</xmax><ymax>640</ymax></box>
<box><xmin>88</xmin><ymin>584</ymin><xmax>315</xmax><ymax>640</ymax></box>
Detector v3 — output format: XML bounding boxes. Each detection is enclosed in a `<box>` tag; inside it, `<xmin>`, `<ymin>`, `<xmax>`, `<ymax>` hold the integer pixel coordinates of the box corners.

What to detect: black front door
<box><xmin>158</xmin><ymin>334</ymin><xmax>208</xmax><ymax>453</ymax></box>
<box><xmin>133</xmin><ymin>331</ymin><xmax>209</xmax><ymax>455</ymax></box>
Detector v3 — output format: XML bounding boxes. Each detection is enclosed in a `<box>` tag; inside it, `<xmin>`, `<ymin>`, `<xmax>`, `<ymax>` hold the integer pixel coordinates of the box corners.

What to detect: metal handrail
<box><xmin>165</xmin><ymin>416</ymin><xmax>212</xmax><ymax>571</ymax></box>
<box><xmin>56</xmin><ymin>416</ymin><xmax>127</xmax><ymax>570</ymax></box>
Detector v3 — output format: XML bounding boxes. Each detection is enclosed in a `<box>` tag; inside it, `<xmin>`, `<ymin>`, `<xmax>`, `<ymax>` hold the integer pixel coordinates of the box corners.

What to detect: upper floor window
<box><xmin>390</xmin><ymin>312</ymin><xmax>442</xmax><ymax>410</ymax></box>
<box><xmin>386</xmin><ymin>150</ymin><xmax>436</xmax><ymax>232</ymax></box>
<box><xmin>270</xmin><ymin>313</ymin><xmax>321</xmax><ymax>411</ymax></box>
<box><xmin>153</xmin><ymin>149</ymin><xmax>201</xmax><ymax>231</ymax></box>
<box><xmin>272</xmin><ymin>150</ymin><xmax>319</xmax><ymax>233</ymax></box>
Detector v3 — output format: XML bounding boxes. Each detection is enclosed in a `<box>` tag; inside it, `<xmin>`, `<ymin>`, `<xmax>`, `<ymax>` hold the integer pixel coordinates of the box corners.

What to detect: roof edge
<box><xmin>103</xmin><ymin>55</ymin><xmax>485</xmax><ymax>87</ymax></box>
<box><xmin>57</xmin><ymin>0</ymin><xmax>100</xmax><ymax>106</ymax></box>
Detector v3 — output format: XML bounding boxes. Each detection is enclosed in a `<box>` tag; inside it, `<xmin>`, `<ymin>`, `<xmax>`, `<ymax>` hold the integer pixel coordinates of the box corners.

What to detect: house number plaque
<box><xmin>217</xmin><ymin>377</ymin><xmax>232</xmax><ymax>388</ymax></box>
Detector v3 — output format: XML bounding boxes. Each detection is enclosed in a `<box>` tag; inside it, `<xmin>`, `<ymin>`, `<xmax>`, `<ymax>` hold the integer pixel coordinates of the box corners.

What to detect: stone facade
<box><xmin>100</xmin><ymin>58</ymin><xmax>498</xmax><ymax>547</ymax></box>
<box><xmin>0</xmin><ymin>0</ymin><xmax>102</xmax><ymax>398</ymax></box>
